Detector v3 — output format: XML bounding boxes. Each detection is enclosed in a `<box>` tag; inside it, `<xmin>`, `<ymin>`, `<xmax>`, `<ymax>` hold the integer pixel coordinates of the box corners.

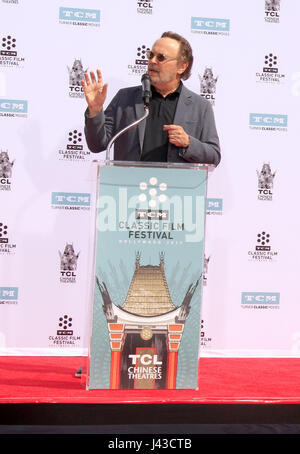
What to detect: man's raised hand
<box><xmin>81</xmin><ymin>69</ymin><xmax>108</xmax><ymax>118</ymax></box>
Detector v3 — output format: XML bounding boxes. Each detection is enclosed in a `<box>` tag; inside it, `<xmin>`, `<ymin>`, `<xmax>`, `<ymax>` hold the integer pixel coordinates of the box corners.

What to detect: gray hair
<box><xmin>161</xmin><ymin>31</ymin><xmax>193</xmax><ymax>80</ymax></box>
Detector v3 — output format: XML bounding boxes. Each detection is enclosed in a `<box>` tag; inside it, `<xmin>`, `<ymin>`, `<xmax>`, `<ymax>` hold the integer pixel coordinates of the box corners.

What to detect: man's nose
<box><xmin>148</xmin><ymin>54</ymin><xmax>159</xmax><ymax>63</ymax></box>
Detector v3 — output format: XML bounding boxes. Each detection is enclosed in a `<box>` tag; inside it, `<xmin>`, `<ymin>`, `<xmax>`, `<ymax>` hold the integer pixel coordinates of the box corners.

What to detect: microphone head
<box><xmin>141</xmin><ymin>72</ymin><xmax>150</xmax><ymax>83</ymax></box>
<box><xmin>141</xmin><ymin>72</ymin><xmax>151</xmax><ymax>106</ymax></box>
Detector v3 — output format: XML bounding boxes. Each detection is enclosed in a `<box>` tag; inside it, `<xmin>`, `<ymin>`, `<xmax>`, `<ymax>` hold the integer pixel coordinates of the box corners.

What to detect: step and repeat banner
<box><xmin>0</xmin><ymin>0</ymin><xmax>299</xmax><ymax>357</ymax></box>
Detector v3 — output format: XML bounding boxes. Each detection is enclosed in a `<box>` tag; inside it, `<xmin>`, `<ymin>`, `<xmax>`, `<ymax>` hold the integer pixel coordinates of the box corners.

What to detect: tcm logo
<box><xmin>59</xmin><ymin>7</ymin><xmax>100</xmax><ymax>23</ymax></box>
<box><xmin>191</xmin><ymin>17</ymin><xmax>230</xmax><ymax>32</ymax></box>
<box><xmin>0</xmin><ymin>222</ymin><xmax>8</xmax><ymax>243</ymax></box>
<box><xmin>57</xmin><ymin>315</ymin><xmax>73</xmax><ymax>335</ymax></box>
<box><xmin>249</xmin><ymin>113</ymin><xmax>288</xmax><ymax>127</ymax></box>
<box><xmin>206</xmin><ymin>198</ymin><xmax>223</xmax><ymax>215</ymax></box>
<box><xmin>135</xmin><ymin>45</ymin><xmax>150</xmax><ymax>65</ymax></box>
<box><xmin>67</xmin><ymin>129</ymin><xmax>83</xmax><ymax>150</ymax></box>
<box><xmin>206</xmin><ymin>198</ymin><xmax>222</xmax><ymax>211</ymax></box>
<box><xmin>0</xmin><ymin>287</ymin><xmax>18</xmax><ymax>300</ymax></box>
<box><xmin>0</xmin><ymin>99</ymin><xmax>27</xmax><ymax>113</ymax></box>
<box><xmin>136</xmin><ymin>209</ymin><xmax>168</xmax><ymax>220</ymax></box>
<box><xmin>241</xmin><ymin>292</ymin><xmax>280</xmax><ymax>305</ymax></box>
<box><xmin>1</xmin><ymin>35</ymin><xmax>17</xmax><ymax>56</ymax></box>
<box><xmin>51</xmin><ymin>192</ymin><xmax>90</xmax><ymax>206</ymax></box>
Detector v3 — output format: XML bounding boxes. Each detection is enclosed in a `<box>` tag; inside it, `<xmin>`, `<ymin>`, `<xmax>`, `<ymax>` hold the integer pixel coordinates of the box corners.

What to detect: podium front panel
<box><xmin>87</xmin><ymin>162</ymin><xmax>208</xmax><ymax>390</ymax></box>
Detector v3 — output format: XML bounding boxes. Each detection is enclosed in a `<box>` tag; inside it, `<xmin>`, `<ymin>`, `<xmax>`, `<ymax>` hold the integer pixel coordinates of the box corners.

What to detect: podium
<box><xmin>86</xmin><ymin>160</ymin><xmax>214</xmax><ymax>391</ymax></box>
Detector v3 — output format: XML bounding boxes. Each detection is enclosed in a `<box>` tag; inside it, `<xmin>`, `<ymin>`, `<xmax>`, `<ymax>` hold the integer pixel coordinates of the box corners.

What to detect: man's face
<box><xmin>148</xmin><ymin>37</ymin><xmax>187</xmax><ymax>87</ymax></box>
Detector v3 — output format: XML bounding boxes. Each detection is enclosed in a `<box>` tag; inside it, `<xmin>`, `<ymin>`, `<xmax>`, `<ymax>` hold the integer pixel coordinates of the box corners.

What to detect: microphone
<box><xmin>105</xmin><ymin>76</ymin><xmax>151</xmax><ymax>160</ymax></box>
<box><xmin>141</xmin><ymin>73</ymin><xmax>152</xmax><ymax>107</ymax></box>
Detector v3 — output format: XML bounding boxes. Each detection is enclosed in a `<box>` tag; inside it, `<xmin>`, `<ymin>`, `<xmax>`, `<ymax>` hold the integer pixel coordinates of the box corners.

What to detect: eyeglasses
<box><xmin>146</xmin><ymin>50</ymin><xmax>177</xmax><ymax>63</ymax></box>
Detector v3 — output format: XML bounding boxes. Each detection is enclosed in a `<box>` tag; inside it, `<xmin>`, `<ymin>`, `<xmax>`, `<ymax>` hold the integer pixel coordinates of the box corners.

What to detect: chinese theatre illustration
<box><xmin>96</xmin><ymin>252</ymin><xmax>200</xmax><ymax>390</ymax></box>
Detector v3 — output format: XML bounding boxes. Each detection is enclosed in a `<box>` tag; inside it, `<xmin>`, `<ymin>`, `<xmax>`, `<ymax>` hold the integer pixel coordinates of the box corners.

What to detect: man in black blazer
<box><xmin>82</xmin><ymin>31</ymin><xmax>221</xmax><ymax>166</ymax></box>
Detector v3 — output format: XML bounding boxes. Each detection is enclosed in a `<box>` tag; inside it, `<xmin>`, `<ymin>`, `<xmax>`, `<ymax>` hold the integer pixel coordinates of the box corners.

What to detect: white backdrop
<box><xmin>0</xmin><ymin>0</ymin><xmax>299</xmax><ymax>357</ymax></box>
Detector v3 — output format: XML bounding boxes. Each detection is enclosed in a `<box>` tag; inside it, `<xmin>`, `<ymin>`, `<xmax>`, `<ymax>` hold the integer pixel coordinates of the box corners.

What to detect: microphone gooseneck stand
<box><xmin>105</xmin><ymin>106</ymin><xmax>149</xmax><ymax>161</ymax></box>
<box><xmin>105</xmin><ymin>72</ymin><xmax>152</xmax><ymax>161</ymax></box>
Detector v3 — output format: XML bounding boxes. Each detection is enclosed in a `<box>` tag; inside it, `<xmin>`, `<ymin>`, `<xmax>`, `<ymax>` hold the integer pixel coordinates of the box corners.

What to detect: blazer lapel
<box><xmin>173</xmin><ymin>85</ymin><xmax>193</xmax><ymax>126</ymax></box>
<box><xmin>167</xmin><ymin>85</ymin><xmax>193</xmax><ymax>160</ymax></box>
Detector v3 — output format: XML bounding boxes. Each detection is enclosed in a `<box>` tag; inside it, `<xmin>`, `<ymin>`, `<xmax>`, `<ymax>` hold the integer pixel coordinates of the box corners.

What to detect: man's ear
<box><xmin>177</xmin><ymin>60</ymin><xmax>188</xmax><ymax>76</ymax></box>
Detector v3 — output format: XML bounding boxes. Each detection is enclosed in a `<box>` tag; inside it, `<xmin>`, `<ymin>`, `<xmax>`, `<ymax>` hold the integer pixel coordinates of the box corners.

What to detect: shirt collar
<box><xmin>151</xmin><ymin>81</ymin><xmax>182</xmax><ymax>98</ymax></box>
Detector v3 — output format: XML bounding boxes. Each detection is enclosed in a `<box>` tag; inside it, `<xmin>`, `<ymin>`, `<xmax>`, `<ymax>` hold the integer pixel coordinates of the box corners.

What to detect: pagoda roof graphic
<box><xmin>97</xmin><ymin>252</ymin><xmax>200</xmax><ymax>324</ymax></box>
<box><xmin>121</xmin><ymin>252</ymin><xmax>176</xmax><ymax>317</ymax></box>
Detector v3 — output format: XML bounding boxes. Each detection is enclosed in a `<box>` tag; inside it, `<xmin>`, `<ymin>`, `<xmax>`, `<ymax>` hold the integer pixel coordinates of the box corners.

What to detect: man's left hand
<box><xmin>163</xmin><ymin>124</ymin><xmax>190</xmax><ymax>148</ymax></box>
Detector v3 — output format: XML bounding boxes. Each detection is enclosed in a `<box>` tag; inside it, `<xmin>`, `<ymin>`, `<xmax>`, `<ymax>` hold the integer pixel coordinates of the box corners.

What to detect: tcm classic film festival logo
<box><xmin>191</xmin><ymin>17</ymin><xmax>230</xmax><ymax>36</ymax></box>
<box><xmin>68</xmin><ymin>59</ymin><xmax>87</xmax><ymax>98</ymax></box>
<box><xmin>0</xmin><ymin>222</ymin><xmax>16</xmax><ymax>255</ymax></box>
<box><xmin>99</xmin><ymin>174</ymin><xmax>205</xmax><ymax>244</ymax></box>
<box><xmin>118</xmin><ymin>176</ymin><xmax>185</xmax><ymax>246</ymax></box>
<box><xmin>241</xmin><ymin>292</ymin><xmax>280</xmax><ymax>310</ymax></box>
<box><xmin>256</xmin><ymin>53</ymin><xmax>285</xmax><ymax>84</ymax></box>
<box><xmin>0</xmin><ymin>150</ymin><xmax>14</xmax><ymax>191</ymax></box>
<box><xmin>58</xmin><ymin>129</ymin><xmax>90</xmax><ymax>161</ymax></box>
<box><xmin>59</xmin><ymin>7</ymin><xmax>100</xmax><ymax>27</ymax></box>
<box><xmin>248</xmin><ymin>231</ymin><xmax>278</xmax><ymax>262</ymax></box>
<box><xmin>49</xmin><ymin>315</ymin><xmax>81</xmax><ymax>348</ymax></box>
<box><xmin>265</xmin><ymin>0</ymin><xmax>280</xmax><ymax>23</ymax></box>
<box><xmin>0</xmin><ymin>35</ymin><xmax>25</xmax><ymax>68</ymax></box>
<box><xmin>128</xmin><ymin>45</ymin><xmax>150</xmax><ymax>76</ymax></box>
<box><xmin>0</xmin><ymin>287</ymin><xmax>18</xmax><ymax>305</ymax></box>
<box><xmin>137</xmin><ymin>0</ymin><xmax>153</xmax><ymax>15</ymax></box>
<box><xmin>59</xmin><ymin>243</ymin><xmax>80</xmax><ymax>284</ymax></box>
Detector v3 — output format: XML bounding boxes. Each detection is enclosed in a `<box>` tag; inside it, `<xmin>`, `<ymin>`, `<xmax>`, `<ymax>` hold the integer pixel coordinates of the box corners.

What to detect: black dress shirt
<box><xmin>141</xmin><ymin>83</ymin><xmax>182</xmax><ymax>162</ymax></box>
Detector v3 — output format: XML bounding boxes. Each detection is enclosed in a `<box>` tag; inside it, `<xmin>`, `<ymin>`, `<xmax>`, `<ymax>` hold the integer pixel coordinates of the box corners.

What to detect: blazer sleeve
<box><xmin>84</xmin><ymin>91</ymin><xmax>121</xmax><ymax>154</ymax></box>
<box><xmin>179</xmin><ymin>100</ymin><xmax>221</xmax><ymax>166</ymax></box>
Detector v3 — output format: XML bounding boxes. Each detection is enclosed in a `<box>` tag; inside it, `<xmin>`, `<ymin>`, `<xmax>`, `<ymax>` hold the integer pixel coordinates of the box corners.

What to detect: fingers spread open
<box><xmin>84</xmin><ymin>72</ymin><xmax>90</xmax><ymax>85</ymax></box>
<box><xmin>90</xmin><ymin>71</ymin><xmax>96</xmax><ymax>83</ymax></box>
<box><xmin>96</xmin><ymin>69</ymin><xmax>102</xmax><ymax>82</ymax></box>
